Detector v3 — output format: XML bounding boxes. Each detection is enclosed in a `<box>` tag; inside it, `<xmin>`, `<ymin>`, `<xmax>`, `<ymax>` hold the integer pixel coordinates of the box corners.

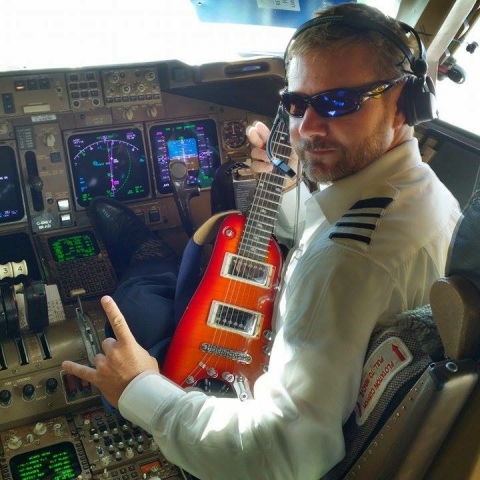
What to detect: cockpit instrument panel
<box><xmin>149</xmin><ymin>119</ymin><xmax>221</xmax><ymax>195</ymax></box>
<box><xmin>0</xmin><ymin>145</ymin><xmax>25</xmax><ymax>225</ymax></box>
<box><xmin>66</xmin><ymin>126</ymin><xmax>150</xmax><ymax>208</ymax></box>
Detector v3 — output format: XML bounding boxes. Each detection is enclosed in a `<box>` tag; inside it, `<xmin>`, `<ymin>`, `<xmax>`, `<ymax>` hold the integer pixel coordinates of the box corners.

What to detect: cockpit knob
<box><xmin>7</xmin><ymin>435</ymin><xmax>22</xmax><ymax>450</ymax></box>
<box><xmin>0</xmin><ymin>389</ymin><xmax>11</xmax><ymax>406</ymax></box>
<box><xmin>145</xmin><ymin>70</ymin><xmax>156</xmax><ymax>81</ymax></box>
<box><xmin>33</xmin><ymin>422</ymin><xmax>47</xmax><ymax>435</ymax></box>
<box><xmin>22</xmin><ymin>383</ymin><xmax>36</xmax><ymax>400</ymax></box>
<box><xmin>43</xmin><ymin>133</ymin><xmax>56</xmax><ymax>147</ymax></box>
<box><xmin>146</xmin><ymin>105</ymin><xmax>158</xmax><ymax>117</ymax></box>
<box><xmin>53</xmin><ymin>422</ymin><xmax>64</xmax><ymax>437</ymax></box>
<box><xmin>109</xmin><ymin>73</ymin><xmax>120</xmax><ymax>84</ymax></box>
<box><xmin>46</xmin><ymin>377</ymin><xmax>59</xmax><ymax>394</ymax></box>
<box><xmin>122</xmin><ymin>108</ymin><xmax>134</xmax><ymax>121</ymax></box>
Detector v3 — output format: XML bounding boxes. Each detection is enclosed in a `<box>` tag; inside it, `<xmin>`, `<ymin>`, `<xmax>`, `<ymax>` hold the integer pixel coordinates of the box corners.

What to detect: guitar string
<box><xmin>182</xmin><ymin>118</ymin><xmax>291</xmax><ymax>392</ymax></box>
<box><xmin>191</xmin><ymin>122</ymin><xmax>290</xmax><ymax>389</ymax></box>
<box><xmin>234</xmin><ymin>122</ymin><xmax>290</xmax><ymax>384</ymax></box>
<box><xmin>189</xmin><ymin>120</ymin><xmax>290</xmax><ymax>389</ymax></box>
<box><xmin>215</xmin><ymin>120</ymin><xmax>289</xmax><ymax>386</ymax></box>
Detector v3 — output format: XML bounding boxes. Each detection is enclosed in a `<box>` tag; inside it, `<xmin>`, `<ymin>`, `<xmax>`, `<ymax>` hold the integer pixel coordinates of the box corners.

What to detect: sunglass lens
<box><xmin>281</xmin><ymin>89</ymin><xmax>362</xmax><ymax>118</ymax></box>
<box><xmin>312</xmin><ymin>90</ymin><xmax>360</xmax><ymax>118</ymax></box>
<box><xmin>282</xmin><ymin>93</ymin><xmax>307</xmax><ymax>117</ymax></box>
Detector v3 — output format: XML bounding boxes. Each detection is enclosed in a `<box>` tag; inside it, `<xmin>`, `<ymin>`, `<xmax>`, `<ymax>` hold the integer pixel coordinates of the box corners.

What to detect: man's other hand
<box><xmin>247</xmin><ymin>120</ymin><xmax>299</xmax><ymax>191</ymax></box>
<box><xmin>246</xmin><ymin>121</ymin><xmax>273</xmax><ymax>174</ymax></box>
<box><xmin>62</xmin><ymin>296</ymin><xmax>160</xmax><ymax>408</ymax></box>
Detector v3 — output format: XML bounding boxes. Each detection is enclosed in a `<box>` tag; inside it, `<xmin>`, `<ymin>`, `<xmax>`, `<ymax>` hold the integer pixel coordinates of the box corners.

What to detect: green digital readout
<box><xmin>10</xmin><ymin>441</ymin><xmax>81</xmax><ymax>480</ymax></box>
<box><xmin>48</xmin><ymin>231</ymin><xmax>100</xmax><ymax>263</ymax></box>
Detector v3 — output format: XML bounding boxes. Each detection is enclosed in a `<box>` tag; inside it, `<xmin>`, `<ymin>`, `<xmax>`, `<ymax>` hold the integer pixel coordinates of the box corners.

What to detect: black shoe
<box><xmin>88</xmin><ymin>196</ymin><xmax>176</xmax><ymax>272</ymax></box>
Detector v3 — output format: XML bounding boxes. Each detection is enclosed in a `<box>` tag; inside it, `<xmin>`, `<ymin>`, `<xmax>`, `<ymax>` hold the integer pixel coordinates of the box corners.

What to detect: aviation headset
<box><xmin>284</xmin><ymin>14</ymin><xmax>437</xmax><ymax>126</ymax></box>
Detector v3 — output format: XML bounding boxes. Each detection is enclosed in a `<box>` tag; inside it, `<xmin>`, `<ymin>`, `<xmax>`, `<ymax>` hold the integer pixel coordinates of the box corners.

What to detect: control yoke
<box><xmin>168</xmin><ymin>160</ymin><xmax>200</xmax><ymax>237</ymax></box>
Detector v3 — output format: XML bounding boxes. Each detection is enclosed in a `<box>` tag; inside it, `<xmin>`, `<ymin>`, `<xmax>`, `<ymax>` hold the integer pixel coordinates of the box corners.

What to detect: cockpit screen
<box><xmin>0</xmin><ymin>145</ymin><xmax>25</xmax><ymax>224</ymax></box>
<box><xmin>66</xmin><ymin>127</ymin><xmax>150</xmax><ymax>207</ymax></box>
<box><xmin>48</xmin><ymin>231</ymin><xmax>100</xmax><ymax>263</ymax></box>
<box><xmin>10</xmin><ymin>441</ymin><xmax>81</xmax><ymax>480</ymax></box>
<box><xmin>149</xmin><ymin>119</ymin><xmax>220</xmax><ymax>194</ymax></box>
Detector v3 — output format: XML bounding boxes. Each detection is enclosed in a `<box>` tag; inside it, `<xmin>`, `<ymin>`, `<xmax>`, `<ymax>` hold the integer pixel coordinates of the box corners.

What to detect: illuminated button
<box><xmin>60</xmin><ymin>213</ymin><xmax>74</xmax><ymax>227</ymax></box>
<box><xmin>14</xmin><ymin>80</ymin><xmax>27</xmax><ymax>91</ymax></box>
<box><xmin>23</xmin><ymin>104</ymin><xmax>51</xmax><ymax>113</ymax></box>
<box><xmin>57</xmin><ymin>199</ymin><xmax>70</xmax><ymax>211</ymax></box>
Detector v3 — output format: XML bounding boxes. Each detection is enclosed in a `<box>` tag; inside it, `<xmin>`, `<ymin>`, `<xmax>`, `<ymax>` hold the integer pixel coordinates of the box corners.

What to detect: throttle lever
<box><xmin>169</xmin><ymin>160</ymin><xmax>200</xmax><ymax>237</ymax></box>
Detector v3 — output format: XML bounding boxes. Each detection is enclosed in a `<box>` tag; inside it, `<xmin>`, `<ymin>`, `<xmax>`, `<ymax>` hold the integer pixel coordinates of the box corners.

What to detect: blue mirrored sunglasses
<box><xmin>280</xmin><ymin>77</ymin><xmax>406</xmax><ymax>119</ymax></box>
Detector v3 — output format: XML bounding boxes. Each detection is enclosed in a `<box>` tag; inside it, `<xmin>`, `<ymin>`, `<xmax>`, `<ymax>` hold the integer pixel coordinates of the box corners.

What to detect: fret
<box><xmin>238</xmin><ymin>113</ymin><xmax>292</xmax><ymax>260</ymax></box>
<box><xmin>243</xmin><ymin>230</ymin><xmax>272</xmax><ymax>243</ymax></box>
<box><xmin>250</xmin><ymin>205</ymin><xmax>279</xmax><ymax>215</ymax></box>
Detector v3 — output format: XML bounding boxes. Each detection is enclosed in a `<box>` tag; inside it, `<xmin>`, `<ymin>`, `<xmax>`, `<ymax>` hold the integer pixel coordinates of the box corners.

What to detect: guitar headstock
<box><xmin>266</xmin><ymin>104</ymin><xmax>295</xmax><ymax>179</ymax></box>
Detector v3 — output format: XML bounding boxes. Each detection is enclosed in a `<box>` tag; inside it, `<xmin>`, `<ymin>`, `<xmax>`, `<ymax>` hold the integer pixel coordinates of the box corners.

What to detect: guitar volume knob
<box><xmin>263</xmin><ymin>329</ymin><xmax>273</xmax><ymax>341</ymax></box>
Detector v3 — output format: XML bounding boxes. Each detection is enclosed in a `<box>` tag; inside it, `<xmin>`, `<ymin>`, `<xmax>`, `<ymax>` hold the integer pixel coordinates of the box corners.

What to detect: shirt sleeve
<box><xmin>119</xmin><ymin>244</ymin><xmax>401</xmax><ymax>480</ymax></box>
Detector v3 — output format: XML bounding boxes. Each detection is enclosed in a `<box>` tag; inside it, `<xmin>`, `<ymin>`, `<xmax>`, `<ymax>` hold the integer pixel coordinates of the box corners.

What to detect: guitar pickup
<box><xmin>221</xmin><ymin>253</ymin><xmax>275</xmax><ymax>288</ymax></box>
<box><xmin>207</xmin><ymin>301</ymin><xmax>262</xmax><ymax>338</ymax></box>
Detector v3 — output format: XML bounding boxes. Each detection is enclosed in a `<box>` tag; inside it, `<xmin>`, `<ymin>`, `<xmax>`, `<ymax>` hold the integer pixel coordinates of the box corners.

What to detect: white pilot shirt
<box><xmin>119</xmin><ymin>138</ymin><xmax>461</xmax><ymax>480</ymax></box>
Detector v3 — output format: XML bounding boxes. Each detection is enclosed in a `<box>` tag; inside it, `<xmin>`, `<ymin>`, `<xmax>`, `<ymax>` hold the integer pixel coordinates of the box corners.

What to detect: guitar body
<box><xmin>162</xmin><ymin>212</ymin><xmax>283</xmax><ymax>398</ymax></box>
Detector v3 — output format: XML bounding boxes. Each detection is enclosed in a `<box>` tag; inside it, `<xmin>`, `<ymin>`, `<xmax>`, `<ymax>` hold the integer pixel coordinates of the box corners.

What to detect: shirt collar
<box><xmin>312</xmin><ymin>138</ymin><xmax>422</xmax><ymax>224</ymax></box>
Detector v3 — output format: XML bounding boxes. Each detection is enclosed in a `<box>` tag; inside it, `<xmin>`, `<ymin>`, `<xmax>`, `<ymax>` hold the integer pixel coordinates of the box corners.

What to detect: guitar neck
<box><xmin>238</xmin><ymin>114</ymin><xmax>292</xmax><ymax>261</ymax></box>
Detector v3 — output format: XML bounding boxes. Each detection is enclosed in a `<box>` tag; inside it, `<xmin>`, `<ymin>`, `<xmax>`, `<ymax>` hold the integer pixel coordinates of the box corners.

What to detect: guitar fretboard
<box><xmin>238</xmin><ymin>116</ymin><xmax>292</xmax><ymax>261</ymax></box>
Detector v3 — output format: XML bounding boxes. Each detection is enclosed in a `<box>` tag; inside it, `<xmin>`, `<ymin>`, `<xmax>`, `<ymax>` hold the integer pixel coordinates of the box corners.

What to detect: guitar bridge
<box><xmin>200</xmin><ymin>343</ymin><xmax>252</xmax><ymax>364</ymax></box>
<box><xmin>221</xmin><ymin>253</ymin><xmax>274</xmax><ymax>288</ymax></box>
<box><xmin>208</xmin><ymin>300</ymin><xmax>262</xmax><ymax>337</ymax></box>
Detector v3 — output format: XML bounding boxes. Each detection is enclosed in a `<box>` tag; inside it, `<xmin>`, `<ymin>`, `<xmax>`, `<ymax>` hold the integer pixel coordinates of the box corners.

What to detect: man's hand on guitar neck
<box><xmin>62</xmin><ymin>296</ymin><xmax>160</xmax><ymax>408</ymax></box>
<box><xmin>247</xmin><ymin>120</ymin><xmax>299</xmax><ymax>192</ymax></box>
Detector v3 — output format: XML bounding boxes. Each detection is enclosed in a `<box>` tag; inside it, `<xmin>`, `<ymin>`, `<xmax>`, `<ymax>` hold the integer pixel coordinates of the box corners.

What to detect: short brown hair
<box><xmin>286</xmin><ymin>2</ymin><xmax>418</xmax><ymax>79</ymax></box>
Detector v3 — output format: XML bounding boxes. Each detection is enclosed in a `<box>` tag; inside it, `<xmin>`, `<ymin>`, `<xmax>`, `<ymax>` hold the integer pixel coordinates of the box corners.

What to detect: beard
<box><xmin>292</xmin><ymin>112</ymin><xmax>392</xmax><ymax>184</ymax></box>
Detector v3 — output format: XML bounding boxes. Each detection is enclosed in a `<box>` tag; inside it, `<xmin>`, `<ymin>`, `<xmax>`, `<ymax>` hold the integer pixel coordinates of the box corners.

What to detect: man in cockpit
<box><xmin>63</xmin><ymin>3</ymin><xmax>461</xmax><ymax>479</ymax></box>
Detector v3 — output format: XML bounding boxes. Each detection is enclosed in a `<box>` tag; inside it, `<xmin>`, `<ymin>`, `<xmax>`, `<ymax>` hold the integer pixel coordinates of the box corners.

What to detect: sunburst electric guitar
<box><xmin>162</xmin><ymin>110</ymin><xmax>294</xmax><ymax>399</ymax></box>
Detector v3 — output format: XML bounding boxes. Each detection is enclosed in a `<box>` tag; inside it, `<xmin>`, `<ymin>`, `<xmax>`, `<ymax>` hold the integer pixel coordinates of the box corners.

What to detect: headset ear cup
<box><xmin>402</xmin><ymin>77</ymin><xmax>416</xmax><ymax>126</ymax></box>
<box><xmin>403</xmin><ymin>76</ymin><xmax>438</xmax><ymax>126</ymax></box>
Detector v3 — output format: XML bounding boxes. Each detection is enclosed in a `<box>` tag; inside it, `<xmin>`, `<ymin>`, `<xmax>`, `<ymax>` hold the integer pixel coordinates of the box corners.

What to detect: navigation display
<box><xmin>66</xmin><ymin>127</ymin><xmax>150</xmax><ymax>207</ymax></box>
<box><xmin>149</xmin><ymin>119</ymin><xmax>220</xmax><ymax>194</ymax></box>
<box><xmin>0</xmin><ymin>145</ymin><xmax>25</xmax><ymax>224</ymax></box>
